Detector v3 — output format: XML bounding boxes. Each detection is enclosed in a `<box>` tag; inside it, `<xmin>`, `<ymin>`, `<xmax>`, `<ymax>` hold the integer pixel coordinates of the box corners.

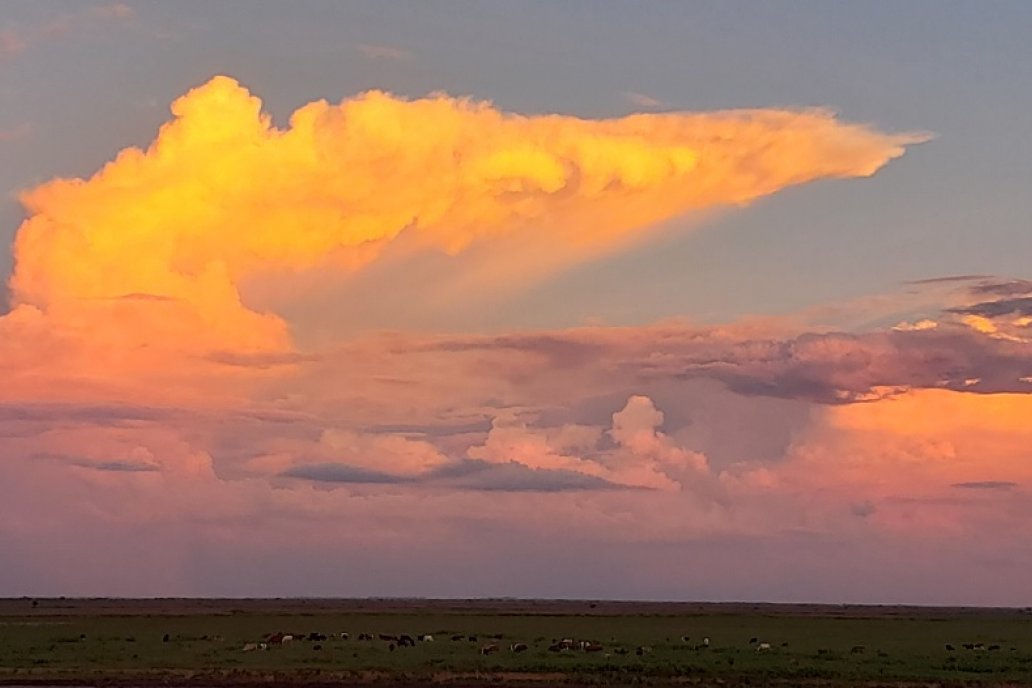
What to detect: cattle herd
<box><xmin>235</xmin><ymin>631</ymin><xmax>1004</xmax><ymax>658</ymax></box>
<box><xmin>238</xmin><ymin>629</ymin><xmax>678</xmax><ymax>656</ymax></box>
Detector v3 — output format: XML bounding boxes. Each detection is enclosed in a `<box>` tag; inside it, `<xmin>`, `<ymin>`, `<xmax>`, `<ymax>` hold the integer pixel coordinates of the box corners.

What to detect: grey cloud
<box><xmin>423</xmin><ymin>334</ymin><xmax>604</xmax><ymax>370</ymax></box>
<box><xmin>280</xmin><ymin>458</ymin><xmax>625</xmax><ymax>492</ymax></box>
<box><xmin>34</xmin><ymin>453</ymin><xmax>159</xmax><ymax>473</ymax></box>
<box><xmin>968</xmin><ymin>279</ymin><xmax>1032</xmax><ymax>297</ymax></box>
<box><xmin>851</xmin><ymin>501</ymin><xmax>876</xmax><ymax>517</ymax></box>
<box><xmin>436</xmin><ymin>460</ymin><xmax>623</xmax><ymax>492</ymax></box>
<box><xmin>682</xmin><ymin>328</ymin><xmax>1032</xmax><ymax>403</ymax></box>
<box><xmin>280</xmin><ymin>462</ymin><xmax>410</xmax><ymax>484</ymax></box>
<box><xmin>950</xmin><ymin>296</ymin><xmax>1032</xmax><ymax>319</ymax></box>
<box><xmin>81</xmin><ymin>460</ymin><xmax>159</xmax><ymax>473</ymax></box>
<box><xmin>951</xmin><ymin>481</ymin><xmax>1018</xmax><ymax>490</ymax></box>
<box><xmin>440</xmin><ymin>322</ymin><xmax>1032</xmax><ymax>405</ymax></box>
<box><xmin>362</xmin><ymin>420</ymin><xmax>493</xmax><ymax>437</ymax></box>
<box><xmin>0</xmin><ymin>403</ymin><xmax>183</xmax><ymax>425</ymax></box>
<box><xmin>905</xmin><ymin>275</ymin><xmax>991</xmax><ymax>285</ymax></box>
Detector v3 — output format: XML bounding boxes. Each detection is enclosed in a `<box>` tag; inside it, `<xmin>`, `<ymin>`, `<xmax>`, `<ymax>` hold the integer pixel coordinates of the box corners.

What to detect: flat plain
<box><xmin>2</xmin><ymin>599</ymin><xmax>1032</xmax><ymax>686</ymax></box>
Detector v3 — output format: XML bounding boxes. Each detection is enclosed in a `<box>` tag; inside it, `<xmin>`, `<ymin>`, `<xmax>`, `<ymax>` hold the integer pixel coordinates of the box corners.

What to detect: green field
<box><xmin>2</xmin><ymin>599</ymin><xmax>1032</xmax><ymax>685</ymax></box>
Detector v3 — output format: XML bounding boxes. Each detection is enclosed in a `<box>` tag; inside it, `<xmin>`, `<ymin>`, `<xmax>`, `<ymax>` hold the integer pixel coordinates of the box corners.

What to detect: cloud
<box><xmin>13</xmin><ymin>76</ymin><xmax>1032</xmax><ymax>601</ymax></box>
<box><xmin>281</xmin><ymin>462</ymin><xmax>408</xmax><ymax>484</ymax></box>
<box><xmin>0</xmin><ymin>5</ymin><xmax>133</xmax><ymax>64</ymax></box>
<box><xmin>92</xmin><ymin>3</ymin><xmax>135</xmax><ymax>20</ymax></box>
<box><xmin>0</xmin><ymin>30</ymin><xmax>26</xmax><ymax>59</ymax></box>
<box><xmin>80</xmin><ymin>459</ymin><xmax>159</xmax><ymax>472</ymax></box>
<box><xmin>441</xmin><ymin>460</ymin><xmax>622</xmax><ymax>492</ymax></box>
<box><xmin>467</xmin><ymin>395</ymin><xmax>709</xmax><ymax>491</ymax></box>
<box><xmin>623</xmin><ymin>91</ymin><xmax>664</xmax><ymax>109</ymax></box>
<box><xmin>357</xmin><ymin>43</ymin><xmax>412</xmax><ymax>61</ymax></box>
<box><xmin>952</xmin><ymin>481</ymin><xmax>1018</xmax><ymax>490</ymax></box>
<box><xmin>36</xmin><ymin>452</ymin><xmax>160</xmax><ymax>472</ymax></box>
<box><xmin>2</xmin><ymin>75</ymin><xmax>924</xmax><ymax>396</ymax></box>
<box><xmin>952</xmin><ymin>297</ymin><xmax>1032</xmax><ymax>319</ymax></box>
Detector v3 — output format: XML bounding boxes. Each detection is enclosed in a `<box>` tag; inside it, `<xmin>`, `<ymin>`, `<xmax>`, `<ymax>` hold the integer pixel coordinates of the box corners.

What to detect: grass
<box><xmin>2</xmin><ymin>600</ymin><xmax>1032</xmax><ymax>685</ymax></box>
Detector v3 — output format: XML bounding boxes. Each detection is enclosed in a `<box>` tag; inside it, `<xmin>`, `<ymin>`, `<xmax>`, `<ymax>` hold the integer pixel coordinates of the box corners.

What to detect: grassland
<box><xmin>2</xmin><ymin>599</ymin><xmax>1032</xmax><ymax>686</ymax></box>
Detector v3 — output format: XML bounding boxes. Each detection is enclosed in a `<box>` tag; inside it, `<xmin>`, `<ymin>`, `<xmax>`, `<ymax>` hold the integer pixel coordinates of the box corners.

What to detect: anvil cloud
<box><xmin>4</xmin><ymin>76</ymin><xmax>921</xmax><ymax>388</ymax></box>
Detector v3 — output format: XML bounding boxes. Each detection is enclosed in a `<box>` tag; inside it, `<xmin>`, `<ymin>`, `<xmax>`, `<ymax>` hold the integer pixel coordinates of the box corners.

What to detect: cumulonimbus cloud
<box><xmin>5</xmin><ymin>75</ymin><xmax>924</xmax><ymax>378</ymax></box>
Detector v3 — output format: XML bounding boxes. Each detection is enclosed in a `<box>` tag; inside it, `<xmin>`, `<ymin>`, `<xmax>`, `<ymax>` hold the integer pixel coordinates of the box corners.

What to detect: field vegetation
<box><xmin>2</xmin><ymin>599</ymin><xmax>1032</xmax><ymax>686</ymax></box>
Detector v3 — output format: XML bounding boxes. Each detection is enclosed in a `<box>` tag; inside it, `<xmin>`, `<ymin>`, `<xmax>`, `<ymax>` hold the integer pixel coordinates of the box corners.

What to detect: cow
<box><xmin>703</xmin><ymin>637</ymin><xmax>710</xmax><ymax>647</ymax></box>
<box><xmin>962</xmin><ymin>643</ymin><xmax>974</xmax><ymax>650</ymax></box>
<box><xmin>559</xmin><ymin>638</ymin><xmax>576</xmax><ymax>650</ymax></box>
<box><xmin>748</xmin><ymin>637</ymin><xmax>757</xmax><ymax>644</ymax></box>
<box><xmin>481</xmin><ymin>643</ymin><xmax>500</xmax><ymax>655</ymax></box>
<box><xmin>398</xmin><ymin>635</ymin><xmax>416</xmax><ymax>647</ymax></box>
<box><xmin>945</xmin><ymin>644</ymin><xmax>955</xmax><ymax>651</ymax></box>
<box><xmin>358</xmin><ymin>633</ymin><xmax>374</xmax><ymax>641</ymax></box>
<box><xmin>547</xmin><ymin>643</ymin><xmax>564</xmax><ymax>652</ymax></box>
<box><xmin>379</xmin><ymin>634</ymin><xmax>397</xmax><ymax>642</ymax></box>
<box><xmin>851</xmin><ymin>646</ymin><xmax>865</xmax><ymax>655</ymax></box>
<box><xmin>635</xmin><ymin>645</ymin><xmax>652</xmax><ymax>656</ymax></box>
<box><xmin>419</xmin><ymin>634</ymin><xmax>434</xmax><ymax>642</ymax></box>
<box><xmin>614</xmin><ymin>647</ymin><xmax>629</xmax><ymax>655</ymax></box>
<box><xmin>681</xmin><ymin>635</ymin><xmax>692</xmax><ymax>643</ymax></box>
<box><xmin>308</xmin><ymin>632</ymin><xmax>327</xmax><ymax>642</ymax></box>
<box><xmin>756</xmin><ymin>642</ymin><xmax>772</xmax><ymax>652</ymax></box>
<box><xmin>989</xmin><ymin>645</ymin><xmax>1001</xmax><ymax>651</ymax></box>
<box><xmin>468</xmin><ymin>635</ymin><xmax>478</xmax><ymax>643</ymax></box>
<box><xmin>451</xmin><ymin>634</ymin><xmax>465</xmax><ymax>641</ymax></box>
<box><xmin>163</xmin><ymin>634</ymin><xmax>170</xmax><ymax>643</ymax></box>
<box><xmin>510</xmin><ymin>642</ymin><xmax>528</xmax><ymax>653</ymax></box>
<box><xmin>583</xmin><ymin>642</ymin><xmax>604</xmax><ymax>653</ymax></box>
<box><xmin>242</xmin><ymin>643</ymin><xmax>258</xmax><ymax>652</ymax></box>
<box><xmin>340</xmin><ymin>633</ymin><xmax>350</xmax><ymax>640</ymax></box>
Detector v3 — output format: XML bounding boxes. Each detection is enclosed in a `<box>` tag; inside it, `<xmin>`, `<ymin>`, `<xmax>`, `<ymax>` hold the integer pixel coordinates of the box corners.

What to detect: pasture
<box><xmin>2</xmin><ymin>599</ymin><xmax>1032</xmax><ymax>685</ymax></box>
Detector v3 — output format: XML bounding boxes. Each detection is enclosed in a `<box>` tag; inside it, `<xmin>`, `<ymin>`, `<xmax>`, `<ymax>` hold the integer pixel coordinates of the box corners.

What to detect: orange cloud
<box><xmin>5</xmin><ymin>75</ymin><xmax>924</xmax><ymax>387</ymax></box>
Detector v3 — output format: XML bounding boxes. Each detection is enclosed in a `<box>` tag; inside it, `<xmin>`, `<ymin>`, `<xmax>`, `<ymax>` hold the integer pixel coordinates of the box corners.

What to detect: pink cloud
<box><xmin>0</xmin><ymin>29</ymin><xmax>26</xmax><ymax>59</ymax></box>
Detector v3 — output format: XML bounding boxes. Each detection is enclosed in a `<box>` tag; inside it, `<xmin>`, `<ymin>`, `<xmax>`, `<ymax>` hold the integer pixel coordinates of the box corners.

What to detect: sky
<box><xmin>1</xmin><ymin>1</ymin><xmax>1032</xmax><ymax>604</ymax></box>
